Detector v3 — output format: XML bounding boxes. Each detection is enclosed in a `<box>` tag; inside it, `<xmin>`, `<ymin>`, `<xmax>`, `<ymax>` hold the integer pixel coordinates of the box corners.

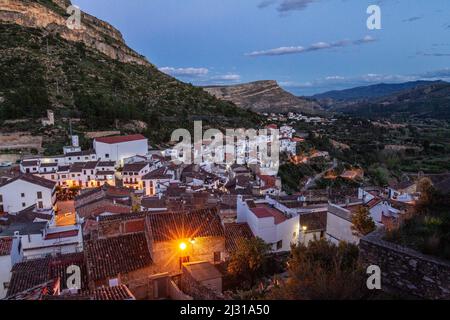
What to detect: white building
<box><xmin>122</xmin><ymin>162</ymin><xmax>151</xmax><ymax>190</ymax></box>
<box><xmin>0</xmin><ymin>175</ymin><xmax>56</xmax><ymax>214</ymax></box>
<box><xmin>326</xmin><ymin>202</ymin><xmax>362</xmax><ymax>245</ymax></box>
<box><xmin>237</xmin><ymin>195</ymin><xmax>300</xmax><ymax>252</ymax></box>
<box><xmin>93</xmin><ymin>134</ymin><xmax>148</xmax><ymax>166</ymax></box>
<box><xmin>0</xmin><ymin>237</ymin><xmax>21</xmax><ymax>299</ymax></box>
<box><xmin>19</xmin><ymin>223</ymin><xmax>83</xmax><ymax>260</ymax></box>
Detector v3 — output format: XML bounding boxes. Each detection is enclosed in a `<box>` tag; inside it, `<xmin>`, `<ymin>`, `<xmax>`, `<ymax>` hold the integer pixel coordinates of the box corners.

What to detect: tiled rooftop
<box><xmin>146</xmin><ymin>208</ymin><xmax>224</xmax><ymax>242</ymax></box>
<box><xmin>85</xmin><ymin>233</ymin><xmax>152</xmax><ymax>281</ymax></box>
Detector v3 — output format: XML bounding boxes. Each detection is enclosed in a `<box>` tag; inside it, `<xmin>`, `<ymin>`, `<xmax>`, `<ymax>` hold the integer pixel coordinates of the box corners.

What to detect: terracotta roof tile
<box><xmin>0</xmin><ymin>174</ymin><xmax>56</xmax><ymax>189</ymax></box>
<box><xmin>95</xmin><ymin>134</ymin><xmax>146</xmax><ymax>144</ymax></box>
<box><xmin>85</xmin><ymin>233</ymin><xmax>152</xmax><ymax>281</ymax></box>
<box><xmin>224</xmin><ymin>223</ymin><xmax>254</xmax><ymax>253</ymax></box>
<box><xmin>146</xmin><ymin>208</ymin><xmax>224</xmax><ymax>242</ymax></box>
<box><xmin>8</xmin><ymin>253</ymin><xmax>87</xmax><ymax>296</ymax></box>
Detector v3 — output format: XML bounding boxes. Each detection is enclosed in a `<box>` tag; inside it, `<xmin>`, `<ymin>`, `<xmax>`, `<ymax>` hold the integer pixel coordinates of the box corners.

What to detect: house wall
<box><xmin>94</xmin><ymin>140</ymin><xmax>148</xmax><ymax>165</ymax></box>
<box><xmin>0</xmin><ymin>255</ymin><xmax>12</xmax><ymax>299</ymax></box>
<box><xmin>326</xmin><ymin>212</ymin><xmax>360</xmax><ymax>245</ymax></box>
<box><xmin>237</xmin><ymin>196</ymin><xmax>299</xmax><ymax>252</ymax></box>
<box><xmin>180</xmin><ymin>267</ymin><xmax>224</xmax><ymax>300</ymax></box>
<box><xmin>0</xmin><ymin>180</ymin><xmax>55</xmax><ymax>214</ymax></box>
<box><xmin>151</xmin><ymin>237</ymin><xmax>225</xmax><ymax>275</ymax></box>
<box><xmin>275</xmin><ymin>217</ymin><xmax>300</xmax><ymax>252</ymax></box>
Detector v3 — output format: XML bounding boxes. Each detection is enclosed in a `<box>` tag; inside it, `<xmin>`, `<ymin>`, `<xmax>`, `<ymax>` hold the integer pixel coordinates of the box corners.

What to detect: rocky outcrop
<box><xmin>204</xmin><ymin>80</ymin><xmax>323</xmax><ymax>115</ymax></box>
<box><xmin>0</xmin><ymin>0</ymin><xmax>150</xmax><ymax>66</ymax></box>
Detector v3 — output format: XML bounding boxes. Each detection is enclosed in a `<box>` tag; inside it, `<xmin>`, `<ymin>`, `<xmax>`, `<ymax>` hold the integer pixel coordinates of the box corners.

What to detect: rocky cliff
<box><xmin>0</xmin><ymin>0</ymin><xmax>149</xmax><ymax>65</ymax></box>
<box><xmin>204</xmin><ymin>80</ymin><xmax>323</xmax><ymax>115</ymax></box>
<box><xmin>0</xmin><ymin>0</ymin><xmax>260</xmax><ymax>146</ymax></box>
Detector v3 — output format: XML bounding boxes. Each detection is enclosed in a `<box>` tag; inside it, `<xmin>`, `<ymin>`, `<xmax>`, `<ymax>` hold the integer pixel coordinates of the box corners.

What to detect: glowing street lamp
<box><xmin>179</xmin><ymin>242</ymin><xmax>187</xmax><ymax>251</ymax></box>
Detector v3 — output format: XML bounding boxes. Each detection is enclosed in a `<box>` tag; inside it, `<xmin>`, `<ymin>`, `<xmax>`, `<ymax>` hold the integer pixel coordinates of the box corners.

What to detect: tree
<box><xmin>417</xmin><ymin>177</ymin><xmax>435</xmax><ymax>209</ymax></box>
<box><xmin>351</xmin><ymin>206</ymin><xmax>376</xmax><ymax>236</ymax></box>
<box><xmin>227</xmin><ymin>237</ymin><xmax>271</xmax><ymax>288</ymax></box>
<box><xmin>268</xmin><ymin>239</ymin><xmax>366</xmax><ymax>300</ymax></box>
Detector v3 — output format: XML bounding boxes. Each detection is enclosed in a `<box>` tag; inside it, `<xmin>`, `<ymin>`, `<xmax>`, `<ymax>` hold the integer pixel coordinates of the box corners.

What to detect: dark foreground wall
<box><xmin>359</xmin><ymin>229</ymin><xmax>450</xmax><ymax>300</ymax></box>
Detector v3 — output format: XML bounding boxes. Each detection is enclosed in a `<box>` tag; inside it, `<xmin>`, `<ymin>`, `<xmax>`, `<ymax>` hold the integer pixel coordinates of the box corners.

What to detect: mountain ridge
<box><xmin>312</xmin><ymin>80</ymin><xmax>446</xmax><ymax>102</ymax></box>
<box><xmin>204</xmin><ymin>80</ymin><xmax>324</xmax><ymax>115</ymax></box>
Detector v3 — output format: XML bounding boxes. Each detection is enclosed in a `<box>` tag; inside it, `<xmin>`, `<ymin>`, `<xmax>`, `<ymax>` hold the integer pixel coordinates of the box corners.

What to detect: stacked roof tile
<box><xmin>85</xmin><ymin>233</ymin><xmax>152</xmax><ymax>281</ymax></box>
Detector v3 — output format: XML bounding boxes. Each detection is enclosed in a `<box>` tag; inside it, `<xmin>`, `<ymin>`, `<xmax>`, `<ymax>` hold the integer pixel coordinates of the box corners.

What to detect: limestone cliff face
<box><xmin>204</xmin><ymin>80</ymin><xmax>324</xmax><ymax>115</ymax></box>
<box><xmin>0</xmin><ymin>0</ymin><xmax>150</xmax><ymax>66</ymax></box>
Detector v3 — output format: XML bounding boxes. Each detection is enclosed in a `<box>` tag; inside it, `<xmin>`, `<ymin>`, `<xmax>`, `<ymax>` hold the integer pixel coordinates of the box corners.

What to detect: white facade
<box><xmin>0</xmin><ymin>237</ymin><xmax>21</xmax><ymax>299</ymax></box>
<box><xmin>93</xmin><ymin>136</ymin><xmax>148</xmax><ymax>166</ymax></box>
<box><xmin>237</xmin><ymin>196</ymin><xmax>300</xmax><ymax>252</ymax></box>
<box><xmin>326</xmin><ymin>203</ymin><xmax>361</xmax><ymax>245</ymax></box>
<box><xmin>0</xmin><ymin>177</ymin><xmax>56</xmax><ymax>214</ymax></box>
<box><xmin>20</xmin><ymin>224</ymin><xmax>83</xmax><ymax>260</ymax></box>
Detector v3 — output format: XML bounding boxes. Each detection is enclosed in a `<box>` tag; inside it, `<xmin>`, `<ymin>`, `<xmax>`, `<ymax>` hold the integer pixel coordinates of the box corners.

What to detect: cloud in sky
<box><xmin>258</xmin><ymin>0</ymin><xmax>317</xmax><ymax>13</ymax></box>
<box><xmin>402</xmin><ymin>16</ymin><xmax>422</xmax><ymax>23</ymax></box>
<box><xmin>159</xmin><ymin>66</ymin><xmax>241</xmax><ymax>84</ymax></box>
<box><xmin>245</xmin><ymin>35</ymin><xmax>376</xmax><ymax>57</ymax></box>
<box><xmin>159</xmin><ymin>67</ymin><xmax>209</xmax><ymax>77</ymax></box>
<box><xmin>212</xmin><ymin>74</ymin><xmax>241</xmax><ymax>81</ymax></box>
<box><xmin>281</xmin><ymin>68</ymin><xmax>450</xmax><ymax>92</ymax></box>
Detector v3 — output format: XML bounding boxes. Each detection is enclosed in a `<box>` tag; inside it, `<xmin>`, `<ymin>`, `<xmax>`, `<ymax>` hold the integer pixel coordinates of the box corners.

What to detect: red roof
<box><xmin>266</xmin><ymin>124</ymin><xmax>278</xmax><ymax>129</ymax></box>
<box><xmin>0</xmin><ymin>237</ymin><xmax>13</xmax><ymax>256</ymax></box>
<box><xmin>44</xmin><ymin>229</ymin><xmax>79</xmax><ymax>240</ymax></box>
<box><xmin>95</xmin><ymin>134</ymin><xmax>146</xmax><ymax>144</ymax></box>
<box><xmin>250</xmin><ymin>205</ymin><xmax>288</xmax><ymax>225</ymax></box>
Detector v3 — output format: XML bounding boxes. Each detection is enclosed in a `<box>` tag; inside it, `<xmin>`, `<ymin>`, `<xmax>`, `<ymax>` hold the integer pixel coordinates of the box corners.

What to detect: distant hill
<box><xmin>332</xmin><ymin>81</ymin><xmax>450</xmax><ymax>119</ymax></box>
<box><xmin>204</xmin><ymin>80</ymin><xmax>324</xmax><ymax>115</ymax></box>
<box><xmin>0</xmin><ymin>0</ymin><xmax>260</xmax><ymax>145</ymax></box>
<box><xmin>312</xmin><ymin>81</ymin><xmax>442</xmax><ymax>102</ymax></box>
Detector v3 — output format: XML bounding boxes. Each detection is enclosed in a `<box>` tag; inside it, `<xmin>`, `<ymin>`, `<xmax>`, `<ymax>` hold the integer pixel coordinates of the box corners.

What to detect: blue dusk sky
<box><xmin>72</xmin><ymin>0</ymin><xmax>450</xmax><ymax>96</ymax></box>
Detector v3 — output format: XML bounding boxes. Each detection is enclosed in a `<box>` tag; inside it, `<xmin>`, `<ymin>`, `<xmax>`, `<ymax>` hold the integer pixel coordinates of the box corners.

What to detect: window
<box><xmin>214</xmin><ymin>252</ymin><xmax>221</xmax><ymax>263</ymax></box>
<box><xmin>105</xmin><ymin>154</ymin><xmax>110</xmax><ymax>158</ymax></box>
<box><xmin>21</xmin><ymin>193</ymin><xmax>25</xmax><ymax>198</ymax></box>
<box><xmin>3</xmin><ymin>282</ymin><xmax>9</xmax><ymax>290</ymax></box>
<box><xmin>37</xmin><ymin>192</ymin><xmax>42</xmax><ymax>199</ymax></box>
<box><xmin>276</xmin><ymin>240</ymin><xmax>283</xmax><ymax>250</ymax></box>
<box><xmin>0</xmin><ymin>205</ymin><xmax>4</xmax><ymax>213</ymax></box>
<box><xmin>22</xmin><ymin>203</ymin><xmax>26</xmax><ymax>208</ymax></box>
<box><xmin>0</xmin><ymin>194</ymin><xmax>2</xmax><ymax>202</ymax></box>
<box><xmin>68</xmin><ymin>157</ymin><xmax>72</xmax><ymax>161</ymax></box>
<box><xmin>38</xmin><ymin>201</ymin><xmax>43</xmax><ymax>209</ymax></box>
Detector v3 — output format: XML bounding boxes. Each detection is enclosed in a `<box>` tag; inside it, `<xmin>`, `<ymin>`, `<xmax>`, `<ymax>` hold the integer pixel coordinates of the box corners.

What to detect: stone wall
<box><xmin>180</xmin><ymin>267</ymin><xmax>224</xmax><ymax>300</ymax></box>
<box><xmin>360</xmin><ymin>229</ymin><xmax>450</xmax><ymax>299</ymax></box>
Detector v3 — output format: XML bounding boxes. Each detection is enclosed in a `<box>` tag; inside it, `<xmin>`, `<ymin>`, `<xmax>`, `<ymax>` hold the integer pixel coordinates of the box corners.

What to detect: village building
<box><xmin>0</xmin><ymin>237</ymin><xmax>21</xmax><ymax>299</ymax></box>
<box><xmin>0</xmin><ymin>174</ymin><xmax>56</xmax><ymax>214</ymax></box>
<box><xmin>237</xmin><ymin>195</ymin><xmax>300</xmax><ymax>252</ymax></box>
<box><xmin>93</xmin><ymin>134</ymin><xmax>148</xmax><ymax>166</ymax></box>
<box><xmin>122</xmin><ymin>162</ymin><xmax>151</xmax><ymax>190</ymax></box>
